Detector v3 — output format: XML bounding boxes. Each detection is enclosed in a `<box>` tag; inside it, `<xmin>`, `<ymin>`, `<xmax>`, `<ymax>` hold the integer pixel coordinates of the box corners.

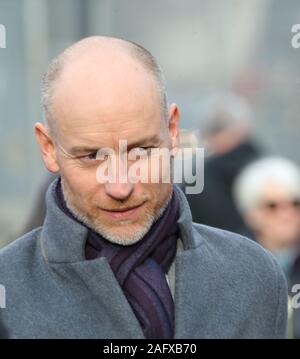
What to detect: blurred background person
<box><xmin>184</xmin><ymin>93</ymin><xmax>262</xmax><ymax>235</ymax></box>
<box><xmin>233</xmin><ymin>156</ymin><xmax>300</xmax><ymax>338</ymax></box>
<box><xmin>173</xmin><ymin>129</ymin><xmax>199</xmax><ymax>185</ymax></box>
<box><xmin>0</xmin><ymin>322</ymin><xmax>7</xmax><ymax>339</ymax></box>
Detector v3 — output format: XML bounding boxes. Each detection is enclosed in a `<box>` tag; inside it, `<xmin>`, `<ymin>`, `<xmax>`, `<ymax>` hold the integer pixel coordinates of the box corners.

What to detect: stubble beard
<box><xmin>61</xmin><ymin>179</ymin><xmax>172</xmax><ymax>246</ymax></box>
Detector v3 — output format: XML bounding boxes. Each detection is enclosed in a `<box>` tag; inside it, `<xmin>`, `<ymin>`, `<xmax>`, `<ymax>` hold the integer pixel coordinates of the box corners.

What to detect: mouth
<box><xmin>100</xmin><ymin>203</ymin><xmax>145</xmax><ymax>220</ymax></box>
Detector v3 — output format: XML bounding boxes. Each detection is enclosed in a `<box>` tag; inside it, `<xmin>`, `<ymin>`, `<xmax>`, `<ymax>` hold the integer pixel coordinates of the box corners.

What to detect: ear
<box><xmin>168</xmin><ymin>103</ymin><xmax>180</xmax><ymax>150</ymax></box>
<box><xmin>34</xmin><ymin>122</ymin><xmax>60</xmax><ymax>173</ymax></box>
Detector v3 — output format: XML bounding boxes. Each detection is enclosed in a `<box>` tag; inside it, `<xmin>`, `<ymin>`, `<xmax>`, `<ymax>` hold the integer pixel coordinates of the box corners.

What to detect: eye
<box><xmin>78</xmin><ymin>151</ymin><xmax>98</xmax><ymax>163</ymax></box>
<box><xmin>87</xmin><ymin>152</ymin><xmax>98</xmax><ymax>160</ymax></box>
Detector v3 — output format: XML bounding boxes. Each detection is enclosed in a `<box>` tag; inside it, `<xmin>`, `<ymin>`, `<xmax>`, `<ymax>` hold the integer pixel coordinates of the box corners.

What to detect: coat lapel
<box><xmin>69</xmin><ymin>259</ymin><xmax>145</xmax><ymax>338</ymax></box>
<box><xmin>41</xmin><ymin>180</ymin><xmax>208</xmax><ymax>338</ymax></box>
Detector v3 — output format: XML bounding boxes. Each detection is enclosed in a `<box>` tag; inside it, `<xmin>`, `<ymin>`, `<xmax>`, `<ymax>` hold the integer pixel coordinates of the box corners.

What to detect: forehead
<box><xmin>260</xmin><ymin>180</ymin><xmax>294</xmax><ymax>200</ymax></box>
<box><xmin>52</xmin><ymin>52</ymin><xmax>165</xmax><ymax>148</ymax></box>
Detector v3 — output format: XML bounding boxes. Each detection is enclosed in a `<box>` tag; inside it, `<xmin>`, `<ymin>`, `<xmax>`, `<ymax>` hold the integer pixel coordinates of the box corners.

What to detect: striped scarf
<box><xmin>55</xmin><ymin>179</ymin><xmax>179</xmax><ymax>339</ymax></box>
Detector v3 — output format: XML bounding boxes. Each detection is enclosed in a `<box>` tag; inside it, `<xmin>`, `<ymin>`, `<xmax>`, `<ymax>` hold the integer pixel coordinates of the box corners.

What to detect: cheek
<box><xmin>62</xmin><ymin>167</ymin><xmax>100</xmax><ymax>203</ymax></box>
<box><xmin>282</xmin><ymin>213</ymin><xmax>300</xmax><ymax>229</ymax></box>
<box><xmin>135</xmin><ymin>182</ymin><xmax>170</xmax><ymax>207</ymax></box>
<box><xmin>291</xmin><ymin>210</ymin><xmax>300</xmax><ymax>221</ymax></box>
<box><xmin>246</xmin><ymin>210</ymin><xmax>265</xmax><ymax>230</ymax></box>
<box><xmin>149</xmin><ymin>183</ymin><xmax>172</xmax><ymax>210</ymax></box>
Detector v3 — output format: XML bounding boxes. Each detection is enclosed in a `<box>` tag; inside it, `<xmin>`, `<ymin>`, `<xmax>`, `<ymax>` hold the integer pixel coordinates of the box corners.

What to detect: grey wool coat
<box><xmin>0</xmin><ymin>180</ymin><xmax>287</xmax><ymax>339</ymax></box>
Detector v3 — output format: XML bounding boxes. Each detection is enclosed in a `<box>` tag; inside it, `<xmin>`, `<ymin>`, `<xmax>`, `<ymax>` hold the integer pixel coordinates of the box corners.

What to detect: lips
<box><xmin>100</xmin><ymin>203</ymin><xmax>144</xmax><ymax>220</ymax></box>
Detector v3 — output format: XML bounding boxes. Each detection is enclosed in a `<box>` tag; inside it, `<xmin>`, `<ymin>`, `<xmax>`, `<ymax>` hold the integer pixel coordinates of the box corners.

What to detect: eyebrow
<box><xmin>68</xmin><ymin>146</ymin><xmax>102</xmax><ymax>155</ymax></box>
<box><xmin>126</xmin><ymin>134</ymin><xmax>162</xmax><ymax>150</ymax></box>
<box><xmin>69</xmin><ymin>134</ymin><xmax>162</xmax><ymax>154</ymax></box>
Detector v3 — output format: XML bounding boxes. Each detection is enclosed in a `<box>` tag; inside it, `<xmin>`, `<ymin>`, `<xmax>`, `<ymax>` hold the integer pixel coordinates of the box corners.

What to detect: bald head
<box><xmin>41</xmin><ymin>36</ymin><xmax>168</xmax><ymax>135</ymax></box>
<box><xmin>35</xmin><ymin>36</ymin><xmax>180</xmax><ymax>246</ymax></box>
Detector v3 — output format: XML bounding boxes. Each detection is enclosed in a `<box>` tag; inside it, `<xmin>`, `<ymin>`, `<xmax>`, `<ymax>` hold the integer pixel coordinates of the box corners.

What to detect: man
<box><xmin>0</xmin><ymin>36</ymin><xmax>287</xmax><ymax>338</ymax></box>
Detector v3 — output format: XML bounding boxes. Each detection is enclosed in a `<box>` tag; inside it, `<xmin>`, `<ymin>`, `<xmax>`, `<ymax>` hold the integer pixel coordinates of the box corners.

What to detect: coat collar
<box><xmin>39</xmin><ymin>178</ymin><xmax>211</xmax><ymax>338</ymax></box>
<box><xmin>41</xmin><ymin>178</ymin><xmax>202</xmax><ymax>264</ymax></box>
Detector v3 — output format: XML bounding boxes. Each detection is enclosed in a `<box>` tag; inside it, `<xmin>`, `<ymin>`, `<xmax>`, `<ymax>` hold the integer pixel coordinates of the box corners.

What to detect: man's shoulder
<box><xmin>191</xmin><ymin>222</ymin><xmax>287</xmax><ymax>291</ymax></box>
<box><xmin>190</xmin><ymin>223</ymin><xmax>287</xmax><ymax>337</ymax></box>
<box><xmin>194</xmin><ymin>222</ymin><xmax>274</xmax><ymax>263</ymax></box>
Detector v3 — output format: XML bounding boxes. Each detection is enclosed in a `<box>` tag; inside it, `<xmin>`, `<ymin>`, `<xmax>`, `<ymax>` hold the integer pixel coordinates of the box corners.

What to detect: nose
<box><xmin>102</xmin><ymin>150</ymin><xmax>135</xmax><ymax>201</ymax></box>
<box><xmin>104</xmin><ymin>179</ymin><xmax>134</xmax><ymax>202</ymax></box>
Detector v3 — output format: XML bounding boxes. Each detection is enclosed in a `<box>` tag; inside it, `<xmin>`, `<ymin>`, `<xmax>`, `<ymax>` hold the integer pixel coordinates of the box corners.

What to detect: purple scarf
<box><xmin>55</xmin><ymin>179</ymin><xmax>179</xmax><ymax>339</ymax></box>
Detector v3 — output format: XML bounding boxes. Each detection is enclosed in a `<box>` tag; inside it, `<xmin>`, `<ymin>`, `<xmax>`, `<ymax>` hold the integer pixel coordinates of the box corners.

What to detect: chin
<box><xmin>91</xmin><ymin>217</ymin><xmax>155</xmax><ymax>246</ymax></box>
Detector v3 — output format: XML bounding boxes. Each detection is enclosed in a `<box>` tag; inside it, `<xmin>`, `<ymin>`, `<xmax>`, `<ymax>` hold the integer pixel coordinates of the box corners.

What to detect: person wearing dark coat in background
<box><xmin>0</xmin><ymin>321</ymin><xmax>7</xmax><ymax>339</ymax></box>
<box><xmin>184</xmin><ymin>94</ymin><xmax>262</xmax><ymax>235</ymax></box>
<box><xmin>0</xmin><ymin>327</ymin><xmax>7</xmax><ymax>339</ymax></box>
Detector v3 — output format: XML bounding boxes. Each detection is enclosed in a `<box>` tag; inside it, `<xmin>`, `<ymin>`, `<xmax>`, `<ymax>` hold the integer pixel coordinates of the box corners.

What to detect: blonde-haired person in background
<box><xmin>233</xmin><ymin>156</ymin><xmax>300</xmax><ymax>338</ymax></box>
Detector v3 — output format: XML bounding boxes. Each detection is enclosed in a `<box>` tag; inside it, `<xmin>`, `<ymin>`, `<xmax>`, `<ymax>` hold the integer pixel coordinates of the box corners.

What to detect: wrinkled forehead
<box><xmin>51</xmin><ymin>52</ymin><xmax>166</xmax><ymax>149</ymax></box>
